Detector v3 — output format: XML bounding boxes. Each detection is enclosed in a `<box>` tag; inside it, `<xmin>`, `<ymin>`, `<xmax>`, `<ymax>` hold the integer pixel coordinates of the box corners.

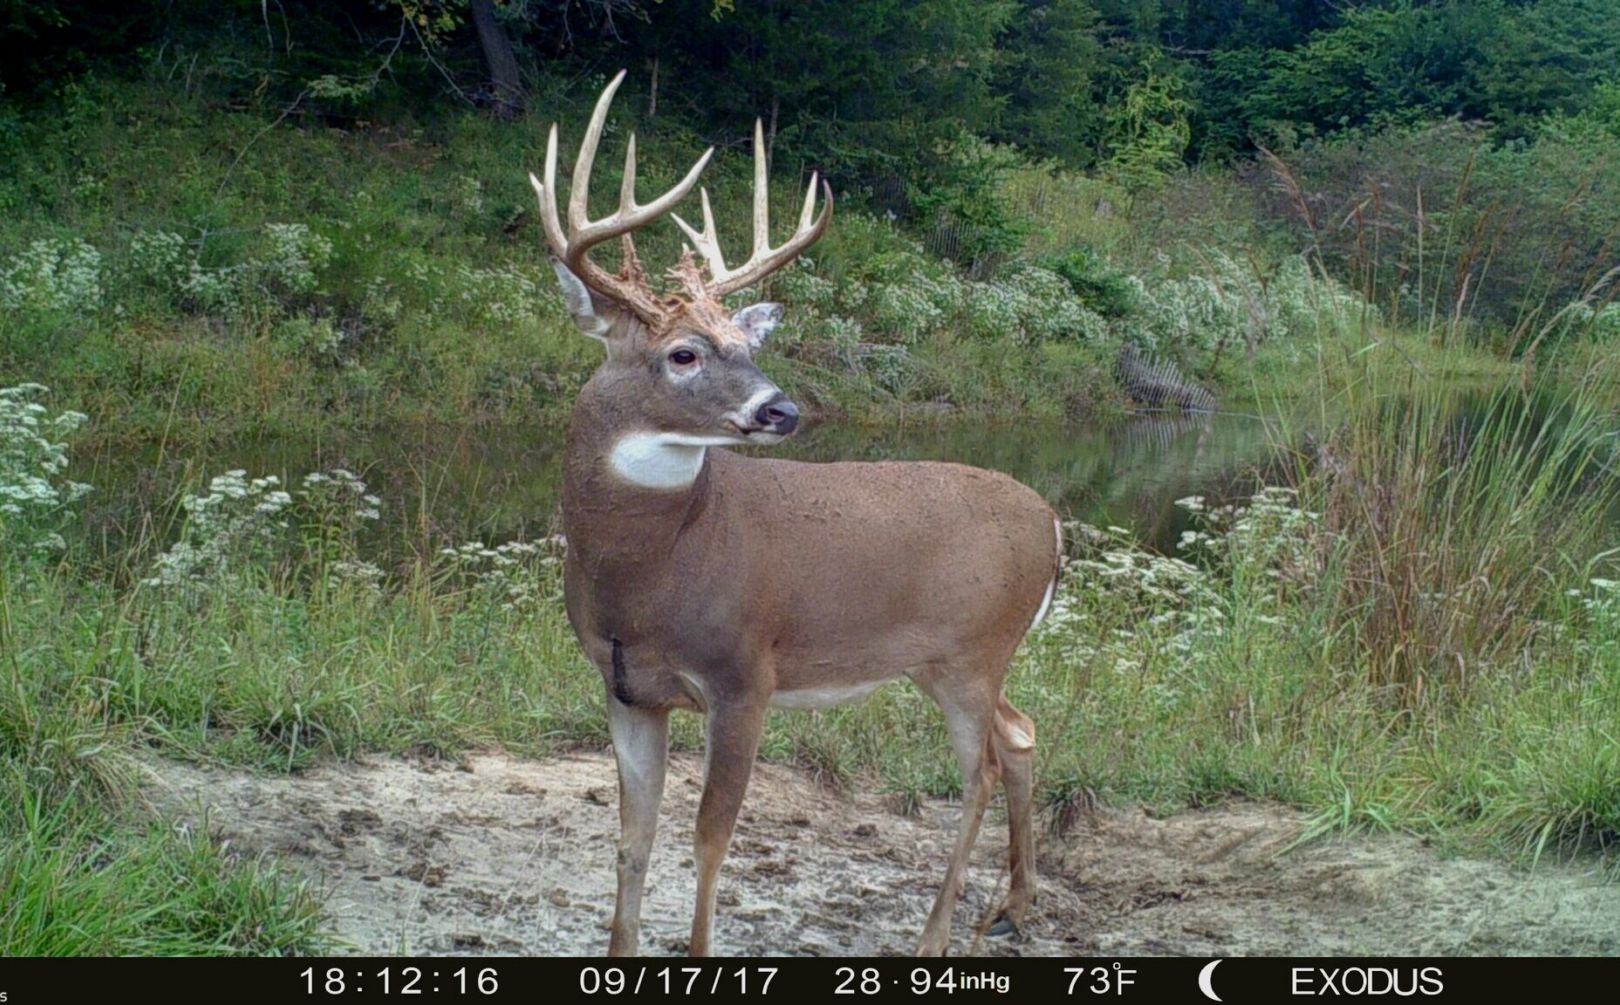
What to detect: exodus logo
<box><xmin>1291</xmin><ymin>967</ymin><xmax>1445</xmax><ymax>996</ymax></box>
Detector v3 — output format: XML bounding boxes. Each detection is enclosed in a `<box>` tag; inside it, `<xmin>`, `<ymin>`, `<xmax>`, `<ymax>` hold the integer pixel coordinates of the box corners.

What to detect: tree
<box><xmin>620</xmin><ymin>0</ymin><xmax>1014</xmax><ymax>190</ymax></box>
<box><xmin>468</xmin><ymin>0</ymin><xmax>522</xmax><ymax>117</ymax></box>
<box><xmin>1104</xmin><ymin>71</ymin><xmax>1191</xmax><ymax>192</ymax></box>
<box><xmin>990</xmin><ymin>0</ymin><xmax>1106</xmax><ymax>166</ymax></box>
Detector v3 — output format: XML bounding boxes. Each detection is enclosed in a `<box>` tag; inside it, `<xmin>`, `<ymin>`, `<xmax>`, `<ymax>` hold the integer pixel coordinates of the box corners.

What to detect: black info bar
<box><xmin>1</xmin><ymin>956</ymin><xmax>1613</xmax><ymax>1003</ymax></box>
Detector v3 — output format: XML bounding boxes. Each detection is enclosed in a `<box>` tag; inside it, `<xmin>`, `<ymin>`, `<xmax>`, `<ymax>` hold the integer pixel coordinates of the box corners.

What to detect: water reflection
<box><xmin>77</xmin><ymin>411</ymin><xmax>1283</xmax><ymax>561</ymax></box>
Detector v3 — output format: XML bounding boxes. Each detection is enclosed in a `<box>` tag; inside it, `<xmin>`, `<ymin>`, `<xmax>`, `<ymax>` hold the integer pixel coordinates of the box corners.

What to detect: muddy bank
<box><xmin>146</xmin><ymin>751</ymin><xmax>1619</xmax><ymax>956</ymax></box>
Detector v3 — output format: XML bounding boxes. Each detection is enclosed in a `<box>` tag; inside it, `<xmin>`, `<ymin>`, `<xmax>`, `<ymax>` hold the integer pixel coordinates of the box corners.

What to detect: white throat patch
<box><xmin>608</xmin><ymin>432</ymin><xmax>744</xmax><ymax>489</ymax></box>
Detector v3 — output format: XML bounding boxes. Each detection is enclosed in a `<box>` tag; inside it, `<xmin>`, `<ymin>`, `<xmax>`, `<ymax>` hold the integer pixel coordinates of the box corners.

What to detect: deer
<box><xmin>531</xmin><ymin>71</ymin><xmax>1062</xmax><ymax>957</ymax></box>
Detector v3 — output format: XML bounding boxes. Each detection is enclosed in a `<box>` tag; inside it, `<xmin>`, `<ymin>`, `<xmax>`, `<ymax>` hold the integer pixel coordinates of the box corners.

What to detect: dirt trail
<box><xmin>146</xmin><ymin>751</ymin><xmax>1619</xmax><ymax>957</ymax></box>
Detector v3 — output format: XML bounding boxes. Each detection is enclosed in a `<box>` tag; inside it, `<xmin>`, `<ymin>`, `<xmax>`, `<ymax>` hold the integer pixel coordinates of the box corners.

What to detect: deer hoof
<box><xmin>987</xmin><ymin>913</ymin><xmax>1019</xmax><ymax>938</ymax></box>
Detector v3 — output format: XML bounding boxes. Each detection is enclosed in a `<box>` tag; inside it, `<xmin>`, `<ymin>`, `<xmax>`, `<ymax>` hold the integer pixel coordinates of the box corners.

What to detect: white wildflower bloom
<box><xmin>261</xmin><ymin>223</ymin><xmax>333</xmax><ymax>296</ymax></box>
<box><xmin>435</xmin><ymin>535</ymin><xmax>564</xmax><ymax>613</ymax></box>
<box><xmin>0</xmin><ymin>238</ymin><xmax>102</xmax><ymax>316</ymax></box>
<box><xmin>328</xmin><ymin>559</ymin><xmax>385</xmax><ymax>594</ymax></box>
<box><xmin>1</xmin><ymin>383</ymin><xmax>92</xmax><ymax>555</ymax></box>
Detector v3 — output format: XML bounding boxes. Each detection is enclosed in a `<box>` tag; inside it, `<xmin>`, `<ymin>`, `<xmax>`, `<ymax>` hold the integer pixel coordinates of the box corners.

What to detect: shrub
<box><xmin>962</xmin><ymin>264</ymin><xmax>1107</xmax><ymax>343</ymax></box>
<box><xmin>1121</xmin><ymin>249</ymin><xmax>1368</xmax><ymax>354</ymax></box>
<box><xmin>1040</xmin><ymin>246</ymin><xmax>1141</xmax><ymax>319</ymax></box>
<box><xmin>124</xmin><ymin>230</ymin><xmax>189</xmax><ymax>292</ymax></box>
<box><xmin>258</xmin><ymin>223</ymin><xmax>333</xmax><ymax>300</ymax></box>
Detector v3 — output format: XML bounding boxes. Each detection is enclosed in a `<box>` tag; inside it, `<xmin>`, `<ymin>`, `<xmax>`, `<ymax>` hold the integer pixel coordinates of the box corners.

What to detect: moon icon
<box><xmin>1197</xmin><ymin>959</ymin><xmax>1224</xmax><ymax>1002</ymax></box>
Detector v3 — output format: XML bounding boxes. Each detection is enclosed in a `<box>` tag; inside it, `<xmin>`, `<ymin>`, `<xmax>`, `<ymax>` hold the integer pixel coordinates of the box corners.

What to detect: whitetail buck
<box><xmin>532</xmin><ymin>71</ymin><xmax>1062</xmax><ymax>957</ymax></box>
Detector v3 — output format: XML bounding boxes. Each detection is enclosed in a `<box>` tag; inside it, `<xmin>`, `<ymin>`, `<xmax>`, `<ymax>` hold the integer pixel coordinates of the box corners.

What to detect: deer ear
<box><xmin>549</xmin><ymin>257</ymin><xmax>618</xmax><ymax>342</ymax></box>
<box><xmin>732</xmin><ymin>302</ymin><xmax>783</xmax><ymax>350</ymax></box>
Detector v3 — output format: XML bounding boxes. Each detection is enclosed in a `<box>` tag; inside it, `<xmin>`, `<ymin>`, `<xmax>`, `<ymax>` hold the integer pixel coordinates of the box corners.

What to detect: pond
<box><xmin>75</xmin><ymin>411</ymin><xmax>1284</xmax><ymax>565</ymax></box>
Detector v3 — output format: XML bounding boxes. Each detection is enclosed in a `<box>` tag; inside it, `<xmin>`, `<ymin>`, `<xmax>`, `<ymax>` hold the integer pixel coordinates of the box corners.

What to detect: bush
<box><xmin>1040</xmin><ymin>246</ymin><xmax>1140</xmax><ymax>318</ymax></box>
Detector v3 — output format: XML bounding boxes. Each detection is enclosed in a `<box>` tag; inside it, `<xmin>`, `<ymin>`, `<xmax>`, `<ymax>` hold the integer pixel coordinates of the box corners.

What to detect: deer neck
<box><xmin>560</xmin><ymin>381</ymin><xmax>720</xmax><ymax>572</ymax></box>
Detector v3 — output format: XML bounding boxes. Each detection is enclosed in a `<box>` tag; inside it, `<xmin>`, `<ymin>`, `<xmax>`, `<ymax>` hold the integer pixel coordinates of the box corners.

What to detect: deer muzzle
<box><xmin>753</xmin><ymin>394</ymin><xmax>800</xmax><ymax>436</ymax></box>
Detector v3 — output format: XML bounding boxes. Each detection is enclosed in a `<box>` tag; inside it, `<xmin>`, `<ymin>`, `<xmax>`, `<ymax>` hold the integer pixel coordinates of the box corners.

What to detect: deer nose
<box><xmin>754</xmin><ymin>395</ymin><xmax>800</xmax><ymax>435</ymax></box>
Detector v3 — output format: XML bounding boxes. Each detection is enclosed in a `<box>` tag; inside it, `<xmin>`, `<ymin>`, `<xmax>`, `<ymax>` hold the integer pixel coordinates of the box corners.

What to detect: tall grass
<box><xmin>1310</xmin><ymin>370</ymin><xmax>1619</xmax><ymax>700</ymax></box>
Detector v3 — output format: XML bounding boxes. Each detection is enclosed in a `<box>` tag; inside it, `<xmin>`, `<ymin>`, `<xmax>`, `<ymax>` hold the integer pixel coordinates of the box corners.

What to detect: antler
<box><xmin>530</xmin><ymin>69</ymin><xmax>713</xmax><ymax>319</ymax></box>
<box><xmin>672</xmin><ymin>118</ymin><xmax>833</xmax><ymax>298</ymax></box>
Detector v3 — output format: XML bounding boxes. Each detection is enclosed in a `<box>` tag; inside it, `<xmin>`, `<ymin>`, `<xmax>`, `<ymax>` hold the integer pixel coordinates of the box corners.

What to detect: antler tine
<box><xmin>530</xmin><ymin>124</ymin><xmax>565</xmax><ymax>261</ymax></box>
<box><xmin>568</xmin><ymin>69</ymin><xmax>623</xmax><ymax>233</ymax></box>
<box><xmin>671</xmin><ymin>125</ymin><xmax>834</xmax><ymax>298</ymax></box>
<box><xmin>751</xmin><ymin>119</ymin><xmax>770</xmax><ymax>264</ymax></box>
<box><xmin>530</xmin><ymin>69</ymin><xmax>714</xmax><ymax>317</ymax></box>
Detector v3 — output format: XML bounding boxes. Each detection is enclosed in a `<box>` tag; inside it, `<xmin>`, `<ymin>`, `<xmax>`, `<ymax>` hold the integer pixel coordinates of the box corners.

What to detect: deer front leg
<box><xmin>689</xmin><ymin>697</ymin><xmax>768</xmax><ymax>957</ymax></box>
<box><xmin>606</xmin><ymin>694</ymin><xmax>670</xmax><ymax>957</ymax></box>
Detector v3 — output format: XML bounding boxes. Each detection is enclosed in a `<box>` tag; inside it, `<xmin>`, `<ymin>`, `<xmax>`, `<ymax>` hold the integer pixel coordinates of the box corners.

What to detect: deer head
<box><xmin>532</xmin><ymin>70</ymin><xmax>832</xmax><ymax>451</ymax></box>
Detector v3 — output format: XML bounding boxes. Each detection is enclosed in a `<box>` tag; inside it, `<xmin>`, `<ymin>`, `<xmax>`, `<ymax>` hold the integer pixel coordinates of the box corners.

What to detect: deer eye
<box><xmin>668</xmin><ymin>349</ymin><xmax>697</xmax><ymax>366</ymax></box>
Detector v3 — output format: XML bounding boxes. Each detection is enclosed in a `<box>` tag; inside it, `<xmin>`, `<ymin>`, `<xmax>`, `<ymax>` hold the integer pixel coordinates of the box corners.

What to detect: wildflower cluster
<box><xmin>777</xmin><ymin>239</ymin><xmax>1111</xmax><ymax>390</ymax></box>
<box><xmin>962</xmin><ymin>264</ymin><xmax>1109</xmax><ymax>344</ymax></box>
<box><xmin>142</xmin><ymin>471</ymin><xmax>293</xmax><ymax>588</ymax></box>
<box><xmin>143</xmin><ymin>467</ymin><xmax>383</xmax><ymax>591</ymax></box>
<box><xmin>437</xmin><ymin>535</ymin><xmax>565</xmax><ymax>613</ymax></box>
<box><xmin>455</xmin><ymin>263</ymin><xmax>543</xmax><ymax>324</ymax></box>
<box><xmin>1175</xmin><ymin>486</ymin><xmax>1322</xmax><ymax>608</ymax></box>
<box><xmin>1035</xmin><ymin>486</ymin><xmax>1322</xmax><ymax>673</ymax></box>
<box><xmin>260</xmin><ymin>223</ymin><xmax>335</xmax><ymax>298</ymax></box>
<box><xmin>299</xmin><ymin>468</ymin><xmax>382</xmax><ymax>541</ymax></box>
<box><xmin>389</xmin><ymin>256</ymin><xmax>550</xmax><ymax>327</ymax></box>
<box><xmin>112</xmin><ymin>223</ymin><xmax>337</xmax><ymax>321</ymax></box>
<box><xmin>1043</xmin><ymin>523</ymin><xmax>1224</xmax><ymax>665</ymax></box>
<box><xmin>0</xmin><ymin>383</ymin><xmax>91</xmax><ymax>554</ymax></box>
<box><xmin>0</xmin><ymin>238</ymin><xmax>102</xmax><ymax>316</ymax></box>
<box><xmin>125</xmin><ymin>230</ymin><xmax>189</xmax><ymax>290</ymax></box>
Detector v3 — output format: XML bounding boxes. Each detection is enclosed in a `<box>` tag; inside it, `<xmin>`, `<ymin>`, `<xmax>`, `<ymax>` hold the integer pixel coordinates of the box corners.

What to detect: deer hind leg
<box><xmin>988</xmin><ymin>694</ymin><xmax>1037</xmax><ymax>936</ymax></box>
<box><xmin>688</xmin><ymin>697</ymin><xmax>768</xmax><ymax>957</ymax></box>
<box><xmin>914</xmin><ymin>677</ymin><xmax>1000</xmax><ymax>957</ymax></box>
<box><xmin>606</xmin><ymin>695</ymin><xmax>670</xmax><ymax>957</ymax></box>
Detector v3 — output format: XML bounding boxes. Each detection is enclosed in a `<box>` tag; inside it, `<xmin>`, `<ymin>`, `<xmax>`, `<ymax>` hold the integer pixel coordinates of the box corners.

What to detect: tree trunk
<box><xmin>647</xmin><ymin>57</ymin><xmax>658</xmax><ymax>119</ymax></box>
<box><xmin>469</xmin><ymin>0</ymin><xmax>523</xmax><ymax>119</ymax></box>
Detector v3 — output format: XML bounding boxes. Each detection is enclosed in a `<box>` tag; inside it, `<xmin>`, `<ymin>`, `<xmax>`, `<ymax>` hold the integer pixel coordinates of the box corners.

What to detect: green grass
<box><xmin>0</xmin><ymin>569</ymin><xmax>329</xmax><ymax>955</ymax></box>
<box><xmin>1</xmin><ymin>784</ymin><xmax>329</xmax><ymax>956</ymax></box>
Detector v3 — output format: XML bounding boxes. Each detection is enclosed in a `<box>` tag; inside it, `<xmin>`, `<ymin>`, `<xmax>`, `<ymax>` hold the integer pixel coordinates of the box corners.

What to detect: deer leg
<box><xmin>988</xmin><ymin>695</ymin><xmax>1037</xmax><ymax>937</ymax></box>
<box><xmin>606</xmin><ymin>695</ymin><xmax>670</xmax><ymax>957</ymax></box>
<box><xmin>915</xmin><ymin>681</ymin><xmax>999</xmax><ymax>957</ymax></box>
<box><xmin>688</xmin><ymin>697</ymin><xmax>767</xmax><ymax>957</ymax></box>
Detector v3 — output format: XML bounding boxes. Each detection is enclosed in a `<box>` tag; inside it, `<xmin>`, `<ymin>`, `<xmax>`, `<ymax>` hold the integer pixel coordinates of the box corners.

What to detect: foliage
<box><xmin>1103</xmin><ymin>73</ymin><xmax>1192</xmax><ymax>193</ymax></box>
<box><xmin>988</xmin><ymin>0</ymin><xmax>1106</xmax><ymax>166</ymax></box>
<box><xmin>1039</xmin><ymin>246</ymin><xmax>1139</xmax><ymax>319</ymax></box>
